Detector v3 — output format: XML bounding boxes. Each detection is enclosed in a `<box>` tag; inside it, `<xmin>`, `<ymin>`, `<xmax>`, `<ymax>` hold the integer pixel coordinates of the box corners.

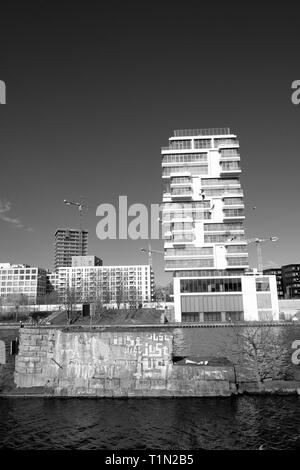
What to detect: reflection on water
<box><xmin>0</xmin><ymin>396</ymin><xmax>299</xmax><ymax>450</ymax></box>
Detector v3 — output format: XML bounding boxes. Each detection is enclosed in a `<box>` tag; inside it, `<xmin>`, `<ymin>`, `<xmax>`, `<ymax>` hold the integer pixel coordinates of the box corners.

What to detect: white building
<box><xmin>0</xmin><ymin>263</ymin><xmax>47</xmax><ymax>304</ymax></box>
<box><xmin>56</xmin><ymin>264</ymin><xmax>155</xmax><ymax>306</ymax></box>
<box><xmin>161</xmin><ymin>128</ymin><xmax>279</xmax><ymax>322</ymax></box>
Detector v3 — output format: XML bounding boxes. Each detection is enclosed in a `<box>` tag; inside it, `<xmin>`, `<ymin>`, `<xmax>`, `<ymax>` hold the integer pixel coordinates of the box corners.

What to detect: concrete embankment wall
<box><xmin>14</xmin><ymin>328</ymin><xmax>236</xmax><ymax>397</ymax></box>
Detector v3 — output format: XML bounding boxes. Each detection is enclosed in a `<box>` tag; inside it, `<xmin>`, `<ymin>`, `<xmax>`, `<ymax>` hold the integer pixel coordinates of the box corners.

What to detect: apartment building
<box><xmin>263</xmin><ymin>268</ymin><xmax>284</xmax><ymax>299</ymax></box>
<box><xmin>281</xmin><ymin>264</ymin><xmax>300</xmax><ymax>299</ymax></box>
<box><xmin>0</xmin><ymin>263</ymin><xmax>47</xmax><ymax>304</ymax></box>
<box><xmin>56</xmin><ymin>263</ymin><xmax>155</xmax><ymax>306</ymax></box>
<box><xmin>161</xmin><ymin>128</ymin><xmax>279</xmax><ymax>322</ymax></box>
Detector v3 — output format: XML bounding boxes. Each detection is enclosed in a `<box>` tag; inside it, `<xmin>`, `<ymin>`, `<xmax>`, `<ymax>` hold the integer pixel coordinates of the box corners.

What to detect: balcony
<box><xmin>220</xmin><ymin>165</ymin><xmax>241</xmax><ymax>177</ymax></box>
<box><xmin>170</xmin><ymin>188</ymin><xmax>193</xmax><ymax>200</ymax></box>
<box><xmin>223</xmin><ymin>211</ymin><xmax>245</xmax><ymax>221</ymax></box>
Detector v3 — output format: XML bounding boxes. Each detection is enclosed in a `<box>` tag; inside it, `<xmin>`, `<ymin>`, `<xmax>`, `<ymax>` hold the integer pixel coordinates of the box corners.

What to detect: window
<box><xmin>214</xmin><ymin>138</ymin><xmax>238</xmax><ymax>148</ymax></box>
<box><xmin>194</xmin><ymin>139</ymin><xmax>212</xmax><ymax>149</ymax></box>
<box><xmin>171</xmin><ymin>187</ymin><xmax>193</xmax><ymax>195</ymax></box>
<box><xmin>169</xmin><ymin>140</ymin><xmax>192</xmax><ymax>150</ymax></box>
<box><xmin>221</xmin><ymin>161</ymin><xmax>240</xmax><ymax>171</ymax></box>
<box><xmin>227</xmin><ymin>257</ymin><xmax>248</xmax><ymax>266</ymax></box>
<box><xmin>204</xmin><ymin>312</ymin><xmax>221</xmax><ymax>322</ymax></box>
<box><xmin>225</xmin><ymin>311</ymin><xmax>243</xmax><ymax>321</ymax></box>
<box><xmin>220</xmin><ymin>149</ymin><xmax>239</xmax><ymax>157</ymax></box>
<box><xmin>182</xmin><ymin>313</ymin><xmax>199</xmax><ymax>322</ymax></box>
<box><xmin>256</xmin><ymin>280</ymin><xmax>270</xmax><ymax>292</ymax></box>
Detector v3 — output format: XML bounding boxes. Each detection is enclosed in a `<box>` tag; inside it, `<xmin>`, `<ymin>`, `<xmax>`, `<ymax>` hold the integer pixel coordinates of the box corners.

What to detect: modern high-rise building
<box><xmin>54</xmin><ymin>228</ymin><xmax>88</xmax><ymax>271</ymax></box>
<box><xmin>161</xmin><ymin>128</ymin><xmax>279</xmax><ymax>322</ymax></box>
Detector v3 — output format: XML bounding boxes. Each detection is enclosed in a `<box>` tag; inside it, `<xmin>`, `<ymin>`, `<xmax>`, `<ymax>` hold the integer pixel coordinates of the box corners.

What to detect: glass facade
<box><xmin>181</xmin><ymin>278</ymin><xmax>242</xmax><ymax>293</ymax></box>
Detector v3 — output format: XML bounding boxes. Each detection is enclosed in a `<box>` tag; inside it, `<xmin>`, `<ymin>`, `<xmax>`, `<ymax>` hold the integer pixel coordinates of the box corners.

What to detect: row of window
<box><xmin>162</xmin><ymin>166</ymin><xmax>208</xmax><ymax>177</ymax></box>
<box><xmin>0</xmin><ymin>287</ymin><xmax>37</xmax><ymax>293</ymax></box>
<box><xmin>204</xmin><ymin>223</ymin><xmax>244</xmax><ymax>232</ymax></box>
<box><xmin>0</xmin><ymin>275</ymin><xmax>37</xmax><ymax>281</ymax></box>
<box><xmin>204</xmin><ymin>234</ymin><xmax>245</xmax><ymax>243</ymax></box>
<box><xmin>201</xmin><ymin>178</ymin><xmax>240</xmax><ymax>186</ymax></box>
<box><xmin>226</xmin><ymin>245</ymin><xmax>248</xmax><ymax>253</ymax></box>
<box><xmin>220</xmin><ymin>149</ymin><xmax>240</xmax><ymax>157</ymax></box>
<box><xmin>223</xmin><ymin>209</ymin><xmax>245</xmax><ymax>217</ymax></box>
<box><xmin>227</xmin><ymin>257</ymin><xmax>249</xmax><ymax>266</ymax></box>
<box><xmin>172</xmin><ymin>234</ymin><xmax>195</xmax><ymax>242</ymax></box>
<box><xmin>171</xmin><ymin>187</ymin><xmax>193</xmax><ymax>195</ymax></box>
<box><xmin>162</xmin><ymin>153</ymin><xmax>208</xmax><ymax>163</ymax></box>
<box><xmin>163</xmin><ymin>211</ymin><xmax>211</xmax><ymax>221</ymax></box>
<box><xmin>174</xmin><ymin>270</ymin><xmax>245</xmax><ymax>277</ymax></box>
<box><xmin>165</xmin><ymin>247</ymin><xmax>214</xmax><ymax>257</ymax></box>
<box><xmin>182</xmin><ymin>311</ymin><xmax>244</xmax><ymax>322</ymax></box>
<box><xmin>181</xmin><ymin>278</ymin><xmax>242</xmax><ymax>293</ymax></box>
<box><xmin>164</xmin><ymin>202</ymin><xmax>211</xmax><ymax>210</ymax></box>
<box><xmin>166</xmin><ymin>259</ymin><xmax>214</xmax><ymax>269</ymax></box>
<box><xmin>223</xmin><ymin>197</ymin><xmax>244</xmax><ymax>205</ymax></box>
<box><xmin>165</xmin><ymin>138</ymin><xmax>238</xmax><ymax>151</ymax></box>
<box><xmin>171</xmin><ymin>176</ymin><xmax>191</xmax><ymax>184</ymax></box>
<box><xmin>220</xmin><ymin>161</ymin><xmax>240</xmax><ymax>170</ymax></box>
<box><xmin>0</xmin><ymin>270</ymin><xmax>38</xmax><ymax>275</ymax></box>
<box><xmin>203</xmin><ymin>188</ymin><xmax>243</xmax><ymax>196</ymax></box>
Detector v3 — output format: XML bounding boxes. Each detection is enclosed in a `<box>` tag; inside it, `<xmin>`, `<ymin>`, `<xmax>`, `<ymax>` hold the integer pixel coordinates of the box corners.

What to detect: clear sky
<box><xmin>0</xmin><ymin>1</ymin><xmax>299</xmax><ymax>285</ymax></box>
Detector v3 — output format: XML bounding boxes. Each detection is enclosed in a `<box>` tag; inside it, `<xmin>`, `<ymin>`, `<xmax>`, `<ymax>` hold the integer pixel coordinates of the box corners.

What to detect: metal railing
<box><xmin>174</xmin><ymin>128</ymin><xmax>232</xmax><ymax>137</ymax></box>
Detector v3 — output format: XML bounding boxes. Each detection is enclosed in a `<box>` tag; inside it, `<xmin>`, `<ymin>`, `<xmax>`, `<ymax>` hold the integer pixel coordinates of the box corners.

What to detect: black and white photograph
<box><xmin>0</xmin><ymin>0</ymin><xmax>300</xmax><ymax>459</ymax></box>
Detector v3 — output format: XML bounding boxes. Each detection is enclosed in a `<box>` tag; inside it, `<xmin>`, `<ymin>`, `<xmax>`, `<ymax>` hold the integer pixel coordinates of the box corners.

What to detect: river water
<box><xmin>0</xmin><ymin>395</ymin><xmax>299</xmax><ymax>450</ymax></box>
<box><xmin>0</xmin><ymin>325</ymin><xmax>300</xmax><ymax>450</ymax></box>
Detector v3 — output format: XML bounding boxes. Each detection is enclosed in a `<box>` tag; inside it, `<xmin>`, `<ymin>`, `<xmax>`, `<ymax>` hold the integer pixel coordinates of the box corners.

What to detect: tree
<box><xmin>230</xmin><ymin>326</ymin><xmax>290</xmax><ymax>389</ymax></box>
<box><xmin>128</xmin><ymin>286</ymin><xmax>140</xmax><ymax>310</ymax></box>
<box><xmin>64</xmin><ymin>286</ymin><xmax>77</xmax><ymax>324</ymax></box>
<box><xmin>116</xmin><ymin>272</ymin><xmax>126</xmax><ymax>309</ymax></box>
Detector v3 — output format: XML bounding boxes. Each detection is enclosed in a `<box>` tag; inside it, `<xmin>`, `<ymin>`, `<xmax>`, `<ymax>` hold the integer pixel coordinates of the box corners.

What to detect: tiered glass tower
<box><xmin>161</xmin><ymin>128</ymin><xmax>251</xmax><ymax>322</ymax></box>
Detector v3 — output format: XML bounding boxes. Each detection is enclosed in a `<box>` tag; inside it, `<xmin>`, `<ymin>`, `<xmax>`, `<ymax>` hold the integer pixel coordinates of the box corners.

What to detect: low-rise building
<box><xmin>173</xmin><ymin>271</ymin><xmax>279</xmax><ymax>322</ymax></box>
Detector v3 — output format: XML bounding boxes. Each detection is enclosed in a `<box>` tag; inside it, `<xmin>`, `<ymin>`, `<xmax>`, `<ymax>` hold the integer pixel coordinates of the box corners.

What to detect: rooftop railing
<box><xmin>174</xmin><ymin>128</ymin><xmax>232</xmax><ymax>137</ymax></box>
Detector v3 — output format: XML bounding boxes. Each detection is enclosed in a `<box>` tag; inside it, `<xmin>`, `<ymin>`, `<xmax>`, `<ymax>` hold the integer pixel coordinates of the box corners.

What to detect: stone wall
<box><xmin>14</xmin><ymin>327</ymin><xmax>235</xmax><ymax>397</ymax></box>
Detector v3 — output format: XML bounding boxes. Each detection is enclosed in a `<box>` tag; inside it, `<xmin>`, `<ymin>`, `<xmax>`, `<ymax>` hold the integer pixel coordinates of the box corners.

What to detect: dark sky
<box><xmin>0</xmin><ymin>1</ymin><xmax>299</xmax><ymax>285</ymax></box>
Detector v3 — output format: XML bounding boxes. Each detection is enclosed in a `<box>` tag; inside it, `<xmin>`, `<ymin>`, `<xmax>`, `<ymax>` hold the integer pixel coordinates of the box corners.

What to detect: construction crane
<box><xmin>140</xmin><ymin>244</ymin><xmax>164</xmax><ymax>267</ymax></box>
<box><xmin>63</xmin><ymin>198</ymin><xmax>86</xmax><ymax>256</ymax></box>
<box><xmin>246</xmin><ymin>236</ymin><xmax>279</xmax><ymax>273</ymax></box>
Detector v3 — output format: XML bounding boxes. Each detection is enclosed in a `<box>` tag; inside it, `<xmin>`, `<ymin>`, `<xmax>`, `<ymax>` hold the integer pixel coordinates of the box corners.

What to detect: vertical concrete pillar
<box><xmin>199</xmin><ymin>312</ymin><xmax>204</xmax><ymax>322</ymax></box>
<box><xmin>221</xmin><ymin>312</ymin><xmax>226</xmax><ymax>322</ymax></box>
<box><xmin>0</xmin><ymin>340</ymin><xmax>6</xmax><ymax>364</ymax></box>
